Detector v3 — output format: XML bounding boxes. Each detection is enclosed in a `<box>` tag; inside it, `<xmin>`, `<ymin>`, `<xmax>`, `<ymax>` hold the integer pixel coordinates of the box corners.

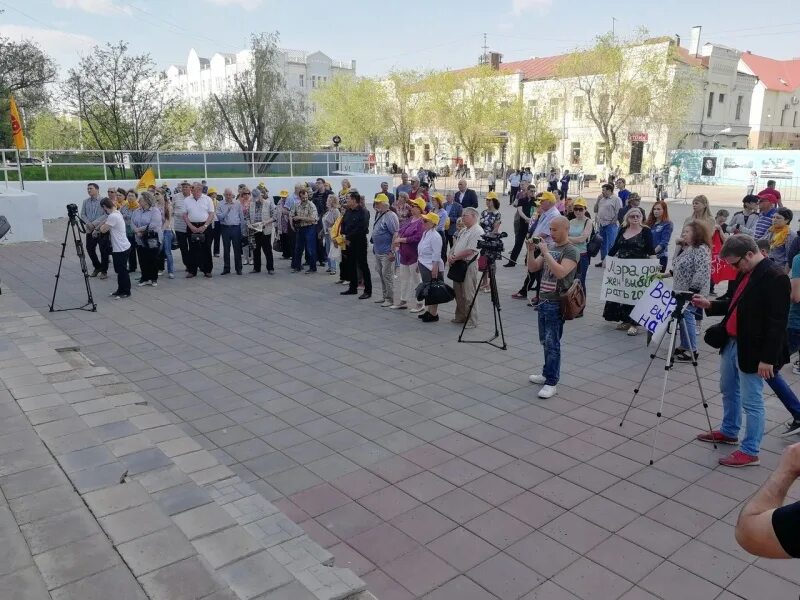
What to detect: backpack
<box><xmin>559</xmin><ymin>280</ymin><xmax>586</xmax><ymax>320</ymax></box>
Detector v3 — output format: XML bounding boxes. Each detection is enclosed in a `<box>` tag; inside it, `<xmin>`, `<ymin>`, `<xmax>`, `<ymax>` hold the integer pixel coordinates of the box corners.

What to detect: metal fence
<box><xmin>0</xmin><ymin>149</ymin><xmax>373</xmax><ymax>186</ymax></box>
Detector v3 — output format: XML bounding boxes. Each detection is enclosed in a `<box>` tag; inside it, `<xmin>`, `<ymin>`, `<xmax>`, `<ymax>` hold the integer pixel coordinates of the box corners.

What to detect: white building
<box><xmin>165</xmin><ymin>47</ymin><xmax>356</xmax><ymax>110</ymax></box>
<box><xmin>737</xmin><ymin>52</ymin><xmax>800</xmax><ymax>149</ymax></box>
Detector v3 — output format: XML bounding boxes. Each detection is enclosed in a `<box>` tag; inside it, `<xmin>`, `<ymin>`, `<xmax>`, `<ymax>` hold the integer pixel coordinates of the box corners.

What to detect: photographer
<box><xmin>98</xmin><ymin>198</ymin><xmax>131</xmax><ymax>299</ymax></box>
<box><xmin>81</xmin><ymin>183</ymin><xmax>110</xmax><ymax>279</ymax></box>
<box><xmin>526</xmin><ymin>216</ymin><xmax>579</xmax><ymax>399</ymax></box>
<box><xmin>692</xmin><ymin>234</ymin><xmax>790</xmax><ymax>468</ymax></box>
<box><xmin>448</xmin><ymin>207</ymin><xmax>482</xmax><ymax>328</ymax></box>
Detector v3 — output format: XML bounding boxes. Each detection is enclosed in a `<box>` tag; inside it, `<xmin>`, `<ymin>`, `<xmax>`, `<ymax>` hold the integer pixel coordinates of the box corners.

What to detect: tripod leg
<box><xmin>619</xmin><ymin>320</ymin><xmax>670</xmax><ymax>427</ymax></box>
<box><xmin>690</xmin><ymin>356</ymin><xmax>717</xmax><ymax>450</ymax></box>
<box><xmin>72</xmin><ymin>221</ymin><xmax>96</xmax><ymax>311</ymax></box>
<box><xmin>488</xmin><ymin>265</ymin><xmax>507</xmax><ymax>349</ymax></box>
<box><xmin>649</xmin><ymin>318</ymin><xmax>682</xmax><ymax>465</ymax></box>
<box><xmin>49</xmin><ymin>220</ymin><xmax>72</xmax><ymax>311</ymax></box>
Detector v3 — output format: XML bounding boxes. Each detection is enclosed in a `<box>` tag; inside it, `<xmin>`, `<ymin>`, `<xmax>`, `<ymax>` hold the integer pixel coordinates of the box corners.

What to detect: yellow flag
<box><xmin>135</xmin><ymin>167</ymin><xmax>156</xmax><ymax>192</ymax></box>
<box><xmin>8</xmin><ymin>96</ymin><xmax>25</xmax><ymax>150</ymax></box>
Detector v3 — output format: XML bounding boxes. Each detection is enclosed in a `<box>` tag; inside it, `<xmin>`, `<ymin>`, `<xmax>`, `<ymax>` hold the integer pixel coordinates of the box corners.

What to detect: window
<box><xmin>735</xmin><ymin>95</ymin><xmax>743</xmax><ymax>121</ymax></box>
<box><xmin>573</xmin><ymin>96</ymin><xmax>584</xmax><ymax>119</ymax></box>
<box><xmin>549</xmin><ymin>97</ymin><xmax>560</xmax><ymax>120</ymax></box>
<box><xmin>299</xmin><ymin>74</ymin><xmax>304</xmax><ymax>87</ymax></box>
<box><xmin>595</xmin><ymin>143</ymin><xmax>606</xmax><ymax>165</ymax></box>
<box><xmin>781</xmin><ymin>110</ymin><xmax>786</xmax><ymax>126</ymax></box>
<box><xmin>409</xmin><ymin>144</ymin><xmax>415</xmax><ymax>161</ymax></box>
<box><xmin>718</xmin><ymin>93</ymin><xmax>725</xmax><ymax>103</ymax></box>
<box><xmin>795</xmin><ymin>111</ymin><xmax>798</xmax><ymax>127</ymax></box>
<box><xmin>732</xmin><ymin>141</ymin><xmax>738</xmax><ymax>148</ymax></box>
<box><xmin>702</xmin><ymin>141</ymin><xmax>709</xmax><ymax>148</ymax></box>
<box><xmin>423</xmin><ymin>144</ymin><xmax>431</xmax><ymax>161</ymax></box>
<box><xmin>571</xmin><ymin>142</ymin><xmax>581</xmax><ymax>163</ymax></box>
<box><xmin>707</xmin><ymin>92</ymin><xmax>714</xmax><ymax>118</ymax></box>
<box><xmin>528</xmin><ymin>99</ymin><xmax>538</xmax><ymax>115</ymax></box>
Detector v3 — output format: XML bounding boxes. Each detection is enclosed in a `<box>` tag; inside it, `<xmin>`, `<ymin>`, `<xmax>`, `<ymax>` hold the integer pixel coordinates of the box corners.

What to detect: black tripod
<box><xmin>50</xmin><ymin>211</ymin><xmax>97</xmax><ymax>313</ymax></box>
<box><xmin>458</xmin><ymin>256</ymin><xmax>507</xmax><ymax>350</ymax></box>
<box><xmin>619</xmin><ymin>296</ymin><xmax>716</xmax><ymax>464</ymax></box>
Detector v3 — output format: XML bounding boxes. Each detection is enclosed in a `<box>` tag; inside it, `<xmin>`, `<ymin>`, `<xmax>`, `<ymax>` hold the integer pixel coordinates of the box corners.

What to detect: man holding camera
<box><xmin>81</xmin><ymin>183</ymin><xmax>109</xmax><ymax>279</ymax></box>
<box><xmin>691</xmin><ymin>235</ymin><xmax>790</xmax><ymax>467</ymax></box>
<box><xmin>527</xmin><ymin>216</ymin><xmax>579</xmax><ymax>399</ymax></box>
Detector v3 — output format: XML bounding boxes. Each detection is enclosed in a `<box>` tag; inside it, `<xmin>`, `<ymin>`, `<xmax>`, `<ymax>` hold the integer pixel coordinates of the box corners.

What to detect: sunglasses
<box><xmin>574</xmin><ymin>207</ymin><xmax>585</xmax><ymax>211</ymax></box>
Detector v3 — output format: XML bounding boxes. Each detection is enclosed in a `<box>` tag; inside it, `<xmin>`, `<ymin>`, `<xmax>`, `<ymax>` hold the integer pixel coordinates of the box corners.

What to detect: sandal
<box><xmin>615</xmin><ymin>322</ymin><xmax>629</xmax><ymax>330</ymax></box>
<box><xmin>626</xmin><ymin>326</ymin><xmax>639</xmax><ymax>336</ymax></box>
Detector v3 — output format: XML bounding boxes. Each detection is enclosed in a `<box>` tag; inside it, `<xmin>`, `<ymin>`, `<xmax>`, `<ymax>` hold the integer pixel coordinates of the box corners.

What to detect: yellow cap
<box><xmin>422</xmin><ymin>212</ymin><xmax>440</xmax><ymax>226</ymax></box>
<box><xmin>573</xmin><ymin>197</ymin><xmax>588</xmax><ymax>208</ymax></box>
<box><xmin>258</xmin><ymin>182</ymin><xmax>267</xmax><ymax>188</ymax></box>
<box><xmin>539</xmin><ymin>191</ymin><xmax>557</xmax><ymax>203</ymax></box>
<box><xmin>486</xmin><ymin>191</ymin><xmax>498</xmax><ymax>200</ymax></box>
<box><xmin>409</xmin><ymin>198</ymin><xmax>426</xmax><ymax>212</ymax></box>
<box><xmin>279</xmin><ymin>190</ymin><xmax>289</xmax><ymax>197</ymax></box>
<box><xmin>374</xmin><ymin>193</ymin><xmax>389</xmax><ymax>204</ymax></box>
<box><xmin>208</xmin><ymin>187</ymin><xmax>217</xmax><ymax>195</ymax></box>
<box><xmin>433</xmin><ymin>192</ymin><xmax>444</xmax><ymax>202</ymax></box>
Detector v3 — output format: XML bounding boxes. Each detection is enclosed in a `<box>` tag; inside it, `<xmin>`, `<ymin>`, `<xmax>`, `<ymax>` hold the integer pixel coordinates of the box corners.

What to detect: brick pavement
<box><xmin>1</xmin><ymin>204</ymin><xmax>799</xmax><ymax>599</ymax></box>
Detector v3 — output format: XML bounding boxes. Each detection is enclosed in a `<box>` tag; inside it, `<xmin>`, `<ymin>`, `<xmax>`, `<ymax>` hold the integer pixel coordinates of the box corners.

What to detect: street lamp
<box><xmin>712</xmin><ymin>126</ymin><xmax>731</xmax><ymax>149</ymax></box>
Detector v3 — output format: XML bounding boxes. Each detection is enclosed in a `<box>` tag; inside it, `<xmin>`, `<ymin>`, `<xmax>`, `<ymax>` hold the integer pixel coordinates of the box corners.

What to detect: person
<box><xmin>391</xmin><ymin>198</ymin><xmax>425</xmax><ymax>311</ymax></box>
<box><xmin>98</xmin><ymin>198</ymin><xmax>131</xmax><ymax>299</ymax></box>
<box><xmin>337</xmin><ymin>179</ymin><xmax>352</xmax><ymax>208</ymax></box>
<box><xmin>248</xmin><ymin>186</ymin><xmax>276</xmax><ymax>275</ymax></box>
<box><xmin>375</xmin><ymin>181</ymin><xmax>395</xmax><ymax>206</ymax></box>
<box><xmin>507</xmin><ymin>170</ymin><xmax>521</xmax><ymax>205</ymax></box>
<box><xmin>240</xmin><ymin>187</ymin><xmax>253</xmax><ymax>266</ymax></box>
<box><xmin>577</xmin><ymin>168</ymin><xmax>585</xmax><ymax>192</ymax></box>
<box><xmin>594</xmin><ymin>183</ymin><xmax>622</xmax><ymax>267</ymax></box>
<box><xmin>504</xmin><ymin>184</ymin><xmax>534</xmax><ymax>267</ymax></box>
<box><xmin>119</xmin><ymin>190</ymin><xmax>139</xmax><ymax>273</ymax></box>
<box><xmin>547</xmin><ymin>168</ymin><xmax>558</xmax><ymax>192</ymax></box>
<box><xmin>692</xmin><ymin>235</ymin><xmax>790</xmax><ymax>467</ymax></box>
<box><xmin>602</xmin><ymin>209</ymin><xmax>655</xmax><ymax>336</ymax></box>
<box><xmin>618</xmin><ymin>192</ymin><xmax>643</xmax><ymax>225</ymax></box>
<box><xmin>395</xmin><ymin>192</ymin><xmax>411</xmax><ymax>228</ymax></box>
<box><xmin>527</xmin><ymin>216</ymin><xmax>579</xmax><ymax>399</ymax></box>
<box><xmin>746</xmin><ymin>170</ymin><xmax>758</xmax><ymax>196</ymax></box>
<box><xmin>479</xmin><ymin>193</ymin><xmax>502</xmax><ymax>292</ymax></box>
<box><xmin>512</xmin><ymin>191</ymin><xmax>561</xmax><ymax>305</ymax></box>
<box><xmin>729</xmin><ymin>195</ymin><xmax>760</xmax><ymax>236</ymax></box>
<box><xmin>521</xmin><ymin>167</ymin><xmax>534</xmax><ymax>186</ymax></box>
<box><xmin>416</xmin><ymin>212</ymin><xmax>445</xmax><ymax>323</ymax></box>
<box><xmin>487</xmin><ymin>170</ymin><xmax>496</xmax><ymax>192</ymax></box>
<box><xmin>567</xmin><ymin>197</ymin><xmax>592</xmax><ymax>310</ymax></box>
<box><xmin>395</xmin><ymin>172</ymin><xmax>412</xmax><ymax>198</ymax></box>
<box><xmin>454</xmin><ymin>179</ymin><xmax>478</xmax><ymax>209</ymax></box>
<box><xmin>646</xmin><ymin>201</ymin><xmax>673</xmax><ymax>272</ymax></box>
<box><xmin>443</xmin><ymin>192</ymin><xmax>463</xmax><ymax>250</ymax></box>
<box><xmin>761</xmin><ymin>207</ymin><xmax>796</xmax><ymax>272</ymax></box>
<box><xmin>131</xmin><ymin>191</ymin><xmax>163</xmax><ymax>287</ymax></box>
<box><xmin>431</xmin><ymin>193</ymin><xmax>449</xmax><ymax>261</ymax></box>
<box><xmin>663</xmin><ymin>221</ymin><xmax>712</xmax><ymax>362</ymax></box>
<box><xmin>81</xmin><ymin>183</ymin><xmax>110</xmax><ymax>280</ymax></box>
<box><xmin>754</xmin><ymin>193</ymin><xmax>778</xmax><ymax>240</ymax></box>
<box><xmin>684</xmin><ymin>195</ymin><xmax>715</xmax><ymax>241</ymax></box>
<box><xmin>448</xmin><ymin>207</ymin><xmax>481</xmax><ymax>328</ymax></box>
<box><xmin>183</xmin><ymin>181</ymin><xmax>215</xmax><ymax>278</ymax></box>
<box><xmin>758</xmin><ymin>179</ymin><xmax>783</xmax><ymax>207</ymax></box>
<box><xmin>771</xmin><ymin>252</ymin><xmax>800</xmax><ymax>435</ymax></box>
<box><xmin>371</xmin><ymin>193</ymin><xmax>399</xmax><ymax>307</ymax></box>
<box><xmin>276</xmin><ymin>190</ymin><xmax>294</xmax><ymax>260</ymax></box>
<box><xmin>322</xmin><ymin>195</ymin><xmax>341</xmax><ymax>275</ymax></box>
<box><xmin>615</xmin><ymin>178</ymin><xmax>630</xmax><ymax>208</ymax></box>
<box><xmin>173</xmin><ymin>181</ymin><xmax>192</xmax><ymax>270</ymax></box>
<box><xmin>735</xmin><ymin>442</ymin><xmax>800</xmax><ymax>558</ymax></box>
<box><xmin>559</xmin><ymin>169</ymin><xmax>570</xmax><ymax>198</ymax></box>
<box><xmin>408</xmin><ymin>177</ymin><xmax>429</xmax><ymax>203</ymax></box>
<box><xmin>215</xmin><ymin>188</ymin><xmax>245</xmax><ymax>275</ymax></box>
<box><xmin>290</xmin><ymin>187</ymin><xmax>319</xmax><ymax>274</ymax></box>
<box><xmin>207</xmin><ymin>187</ymin><xmax>222</xmax><ymax>258</ymax></box>
<box><xmin>157</xmin><ymin>191</ymin><xmax>175</xmax><ymax>280</ymax></box>
<box><xmin>311</xmin><ymin>178</ymin><xmax>330</xmax><ymax>267</ymax></box>
<box><xmin>340</xmin><ymin>191</ymin><xmax>372</xmax><ymax>299</ymax></box>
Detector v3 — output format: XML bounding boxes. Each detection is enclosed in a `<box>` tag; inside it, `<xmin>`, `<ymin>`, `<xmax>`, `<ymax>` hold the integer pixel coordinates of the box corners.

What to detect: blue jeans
<box><xmin>537</xmin><ymin>300</ymin><xmax>564</xmax><ymax>386</ymax></box>
<box><xmin>719</xmin><ymin>339</ymin><xmax>765</xmax><ymax>456</ymax></box>
<box><xmin>162</xmin><ymin>230</ymin><xmax>175</xmax><ymax>275</ymax></box>
<box><xmin>678</xmin><ymin>305</ymin><xmax>699</xmax><ymax>352</ymax></box>
<box><xmin>766</xmin><ymin>328</ymin><xmax>800</xmax><ymax>421</ymax></box>
<box><xmin>292</xmin><ymin>226</ymin><xmax>317</xmax><ymax>271</ymax></box>
<box><xmin>324</xmin><ymin>234</ymin><xmax>337</xmax><ymax>271</ymax></box>
<box><xmin>599</xmin><ymin>224</ymin><xmax>618</xmax><ymax>261</ymax></box>
<box><xmin>577</xmin><ymin>253</ymin><xmax>588</xmax><ymax>298</ymax></box>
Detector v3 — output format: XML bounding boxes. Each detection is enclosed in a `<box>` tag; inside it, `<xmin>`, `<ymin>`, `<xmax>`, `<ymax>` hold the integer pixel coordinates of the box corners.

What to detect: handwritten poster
<box><xmin>630</xmin><ymin>280</ymin><xmax>678</xmax><ymax>343</ymax></box>
<box><xmin>599</xmin><ymin>258</ymin><xmax>662</xmax><ymax>306</ymax></box>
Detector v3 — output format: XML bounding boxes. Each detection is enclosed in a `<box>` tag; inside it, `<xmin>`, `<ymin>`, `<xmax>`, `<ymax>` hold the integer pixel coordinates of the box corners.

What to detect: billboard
<box><xmin>670</xmin><ymin>149</ymin><xmax>799</xmax><ymax>185</ymax></box>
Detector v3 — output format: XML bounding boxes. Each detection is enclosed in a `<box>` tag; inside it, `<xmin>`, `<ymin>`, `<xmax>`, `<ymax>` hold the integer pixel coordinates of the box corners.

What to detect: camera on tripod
<box><xmin>477</xmin><ymin>231</ymin><xmax>507</xmax><ymax>262</ymax></box>
<box><xmin>67</xmin><ymin>203</ymin><xmax>79</xmax><ymax>219</ymax></box>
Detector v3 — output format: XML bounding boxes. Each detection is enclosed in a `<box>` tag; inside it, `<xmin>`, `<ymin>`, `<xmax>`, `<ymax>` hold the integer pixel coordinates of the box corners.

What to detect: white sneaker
<box><xmin>151</xmin><ymin>282</ymin><xmax>157</xmax><ymax>287</ymax></box>
<box><xmin>409</xmin><ymin>305</ymin><xmax>425</xmax><ymax>313</ymax></box>
<box><xmin>381</xmin><ymin>300</ymin><xmax>393</xmax><ymax>307</ymax></box>
<box><xmin>168</xmin><ymin>273</ymin><xmax>175</xmax><ymax>279</ymax></box>
<box><xmin>538</xmin><ymin>385</ymin><xmax>557</xmax><ymax>399</ymax></box>
<box><xmin>528</xmin><ymin>374</ymin><xmax>547</xmax><ymax>385</ymax></box>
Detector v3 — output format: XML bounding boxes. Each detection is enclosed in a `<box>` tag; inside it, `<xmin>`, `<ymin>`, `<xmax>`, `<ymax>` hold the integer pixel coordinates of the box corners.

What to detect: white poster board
<box><xmin>630</xmin><ymin>279</ymin><xmax>678</xmax><ymax>344</ymax></box>
<box><xmin>599</xmin><ymin>258</ymin><xmax>662</xmax><ymax>306</ymax></box>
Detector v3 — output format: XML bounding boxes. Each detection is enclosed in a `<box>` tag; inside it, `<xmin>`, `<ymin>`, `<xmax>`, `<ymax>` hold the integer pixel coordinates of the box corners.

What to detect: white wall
<box><xmin>21</xmin><ymin>175</ymin><xmax>386</xmax><ymax>221</ymax></box>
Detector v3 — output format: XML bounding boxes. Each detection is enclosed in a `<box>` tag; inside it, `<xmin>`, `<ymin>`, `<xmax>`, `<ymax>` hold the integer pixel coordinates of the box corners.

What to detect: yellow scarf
<box><xmin>127</xmin><ymin>198</ymin><xmax>139</xmax><ymax>210</ymax></box>
<box><xmin>769</xmin><ymin>224</ymin><xmax>789</xmax><ymax>249</ymax></box>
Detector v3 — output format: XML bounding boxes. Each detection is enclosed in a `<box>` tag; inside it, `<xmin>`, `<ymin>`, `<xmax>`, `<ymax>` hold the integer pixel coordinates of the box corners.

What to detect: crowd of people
<box><xmin>79</xmin><ymin>173</ymin><xmax>800</xmax><ymax>468</ymax></box>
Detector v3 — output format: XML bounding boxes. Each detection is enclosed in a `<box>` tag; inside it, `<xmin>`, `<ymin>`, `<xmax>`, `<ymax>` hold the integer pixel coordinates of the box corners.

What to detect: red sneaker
<box><xmin>719</xmin><ymin>450</ymin><xmax>760</xmax><ymax>468</ymax></box>
<box><xmin>696</xmin><ymin>430</ymin><xmax>738</xmax><ymax>445</ymax></box>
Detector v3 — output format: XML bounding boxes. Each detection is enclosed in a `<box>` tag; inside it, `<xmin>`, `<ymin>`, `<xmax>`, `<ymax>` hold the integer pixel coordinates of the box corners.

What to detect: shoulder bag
<box><xmin>447</xmin><ymin>253</ymin><xmax>478</xmax><ymax>283</ymax></box>
<box><xmin>586</xmin><ymin>221</ymin><xmax>603</xmax><ymax>258</ymax></box>
<box><xmin>556</xmin><ymin>249</ymin><xmax>586</xmax><ymax>319</ymax></box>
<box><xmin>704</xmin><ymin>288</ymin><xmax>745</xmax><ymax>350</ymax></box>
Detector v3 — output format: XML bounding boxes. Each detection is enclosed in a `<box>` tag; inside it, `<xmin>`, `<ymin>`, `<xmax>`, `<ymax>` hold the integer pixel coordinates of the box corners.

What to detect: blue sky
<box><xmin>1</xmin><ymin>0</ymin><xmax>798</xmax><ymax>77</ymax></box>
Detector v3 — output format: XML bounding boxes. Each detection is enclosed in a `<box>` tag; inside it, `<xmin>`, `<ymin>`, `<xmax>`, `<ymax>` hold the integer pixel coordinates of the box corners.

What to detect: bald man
<box><xmin>526</xmin><ymin>216</ymin><xmax>579</xmax><ymax>400</ymax></box>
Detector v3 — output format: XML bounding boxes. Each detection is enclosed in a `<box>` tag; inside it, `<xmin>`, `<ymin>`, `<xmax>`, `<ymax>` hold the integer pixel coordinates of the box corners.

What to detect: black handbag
<box><xmin>190</xmin><ymin>232</ymin><xmax>205</xmax><ymax>244</ymax></box>
<box><xmin>447</xmin><ymin>254</ymin><xmax>478</xmax><ymax>283</ymax></box>
<box><xmin>703</xmin><ymin>286</ymin><xmax>744</xmax><ymax>350</ymax></box>
<box><xmin>416</xmin><ymin>279</ymin><xmax>455</xmax><ymax>305</ymax></box>
<box><xmin>587</xmin><ymin>223</ymin><xmax>603</xmax><ymax>258</ymax></box>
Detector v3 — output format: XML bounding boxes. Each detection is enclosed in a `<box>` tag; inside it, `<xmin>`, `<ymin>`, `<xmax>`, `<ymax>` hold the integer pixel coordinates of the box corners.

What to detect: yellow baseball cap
<box><xmin>573</xmin><ymin>197</ymin><xmax>588</xmax><ymax>208</ymax></box>
<box><xmin>433</xmin><ymin>192</ymin><xmax>444</xmax><ymax>202</ymax></box>
<box><xmin>374</xmin><ymin>193</ymin><xmax>389</xmax><ymax>204</ymax></box>
<box><xmin>208</xmin><ymin>187</ymin><xmax>217</xmax><ymax>195</ymax></box>
<box><xmin>409</xmin><ymin>198</ymin><xmax>426</xmax><ymax>212</ymax></box>
<box><xmin>279</xmin><ymin>190</ymin><xmax>289</xmax><ymax>197</ymax></box>
<box><xmin>539</xmin><ymin>191</ymin><xmax>557</xmax><ymax>203</ymax></box>
<box><xmin>422</xmin><ymin>212</ymin><xmax>440</xmax><ymax>226</ymax></box>
<box><xmin>486</xmin><ymin>191</ymin><xmax>498</xmax><ymax>200</ymax></box>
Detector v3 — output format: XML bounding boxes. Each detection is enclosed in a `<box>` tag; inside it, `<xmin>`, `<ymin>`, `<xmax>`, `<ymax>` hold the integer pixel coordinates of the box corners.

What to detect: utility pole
<box><xmin>612</xmin><ymin>17</ymin><xmax>617</xmax><ymax>38</ymax></box>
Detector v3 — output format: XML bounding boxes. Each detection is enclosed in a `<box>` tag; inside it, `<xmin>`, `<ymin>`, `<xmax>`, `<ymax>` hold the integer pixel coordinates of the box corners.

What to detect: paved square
<box><xmin>1</xmin><ymin>198</ymin><xmax>799</xmax><ymax>599</ymax></box>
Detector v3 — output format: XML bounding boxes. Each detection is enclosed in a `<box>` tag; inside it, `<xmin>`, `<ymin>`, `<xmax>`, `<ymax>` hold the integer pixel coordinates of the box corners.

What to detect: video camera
<box><xmin>477</xmin><ymin>231</ymin><xmax>507</xmax><ymax>262</ymax></box>
<box><xmin>66</xmin><ymin>204</ymin><xmax>87</xmax><ymax>233</ymax></box>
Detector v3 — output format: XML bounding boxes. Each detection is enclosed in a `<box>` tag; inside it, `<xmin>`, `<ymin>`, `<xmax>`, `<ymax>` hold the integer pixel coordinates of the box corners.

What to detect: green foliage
<box><xmin>503</xmin><ymin>96</ymin><xmax>558</xmax><ymax>168</ymax></box>
<box><xmin>29</xmin><ymin>111</ymin><xmax>91</xmax><ymax>150</ymax></box>
<box><xmin>383</xmin><ymin>71</ymin><xmax>424</xmax><ymax>168</ymax></box>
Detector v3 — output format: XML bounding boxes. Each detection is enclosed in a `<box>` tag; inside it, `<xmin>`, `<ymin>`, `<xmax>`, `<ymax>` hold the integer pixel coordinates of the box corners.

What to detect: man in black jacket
<box><xmin>692</xmin><ymin>235</ymin><xmax>790</xmax><ymax>467</ymax></box>
<box><xmin>312</xmin><ymin>178</ymin><xmax>329</xmax><ymax>266</ymax></box>
<box><xmin>454</xmin><ymin>179</ymin><xmax>478</xmax><ymax>209</ymax></box>
<box><xmin>340</xmin><ymin>191</ymin><xmax>372</xmax><ymax>299</ymax></box>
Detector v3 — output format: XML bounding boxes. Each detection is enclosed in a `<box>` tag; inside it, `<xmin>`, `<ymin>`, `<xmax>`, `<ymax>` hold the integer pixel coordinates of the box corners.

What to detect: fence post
<box><xmin>43</xmin><ymin>150</ymin><xmax>49</xmax><ymax>181</ymax></box>
<box><xmin>2</xmin><ymin>151</ymin><xmax>7</xmax><ymax>189</ymax></box>
<box><xmin>102</xmin><ymin>151</ymin><xmax>108</xmax><ymax>181</ymax></box>
<box><xmin>203</xmin><ymin>152</ymin><xmax>208</xmax><ymax>180</ymax></box>
<box><xmin>156</xmin><ymin>151</ymin><xmax>161</xmax><ymax>179</ymax></box>
<box><xmin>289</xmin><ymin>151</ymin><xmax>293</xmax><ymax>177</ymax></box>
<box><xmin>251</xmin><ymin>150</ymin><xmax>256</xmax><ymax>178</ymax></box>
<box><xmin>326</xmin><ymin>152</ymin><xmax>330</xmax><ymax>177</ymax></box>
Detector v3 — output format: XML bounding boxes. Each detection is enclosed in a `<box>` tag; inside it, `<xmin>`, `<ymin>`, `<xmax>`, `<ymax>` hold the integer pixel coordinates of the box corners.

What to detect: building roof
<box><xmin>739</xmin><ymin>52</ymin><xmax>800</xmax><ymax>91</ymax></box>
<box><xmin>673</xmin><ymin>46</ymin><xmax>708</xmax><ymax>68</ymax></box>
<box><xmin>498</xmin><ymin>54</ymin><xmax>569</xmax><ymax>81</ymax></box>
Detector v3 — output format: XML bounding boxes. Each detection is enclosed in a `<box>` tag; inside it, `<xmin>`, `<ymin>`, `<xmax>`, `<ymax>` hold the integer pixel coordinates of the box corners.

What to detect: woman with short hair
<box><xmin>119</xmin><ymin>189</ymin><xmax>139</xmax><ymax>273</ymax></box>
<box><xmin>156</xmin><ymin>190</ymin><xmax>175</xmax><ymax>279</ymax></box>
<box><xmin>417</xmin><ymin>212</ymin><xmax>445</xmax><ymax>323</ymax></box>
<box><xmin>762</xmin><ymin>207</ymin><xmax>796</xmax><ymax>272</ymax></box>
<box><xmin>131</xmin><ymin>191</ymin><xmax>162</xmax><ymax>287</ymax></box>
<box><xmin>391</xmin><ymin>198</ymin><xmax>425</xmax><ymax>312</ymax></box>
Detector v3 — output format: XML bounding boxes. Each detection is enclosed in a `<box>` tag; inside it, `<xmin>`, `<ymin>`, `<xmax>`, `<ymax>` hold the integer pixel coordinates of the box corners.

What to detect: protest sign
<box><xmin>630</xmin><ymin>279</ymin><xmax>678</xmax><ymax>343</ymax></box>
<box><xmin>599</xmin><ymin>258</ymin><xmax>662</xmax><ymax>305</ymax></box>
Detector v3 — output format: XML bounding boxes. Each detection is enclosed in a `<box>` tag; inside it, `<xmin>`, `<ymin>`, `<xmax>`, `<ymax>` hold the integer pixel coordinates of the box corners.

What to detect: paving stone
<box><xmin>465</xmin><ymin>508</ymin><xmax>533</xmax><ymax>549</ymax></box>
<box><xmin>117</xmin><ymin>526</ymin><xmax>196</xmax><ymax>576</ymax></box>
<box><xmin>120</xmin><ymin>447</ymin><xmax>173</xmax><ymax>476</ymax></box>
<box><xmin>173</xmin><ymin>502</ymin><xmax>237</xmax><ymax>540</ymax></box>
<box><xmin>0</xmin><ymin>565</ymin><xmax>51</xmax><ymax>600</ymax></box>
<box><xmin>467</xmin><ymin>553</ymin><xmax>544</xmax><ymax>600</ymax></box>
<box><xmin>20</xmin><ymin>506</ymin><xmax>101</xmax><ymax>554</ymax></box>
<box><xmin>100</xmin><ymin>502</ymin><xmax>173</xmax><ymax>544</ymax></box>
<box><xmin>34</xmin><ymin>533</ymin><xmax>119</xmax><ymax>589</ymax></box>
<box><xmin>426</xmin><ymin>526</ymin><xmax>499</xmax><ymax>572</ymax></box>
<box><xmin>0</xmin><ymin>464</ymin><xmax>69</xmax><ymax>499</ymax></box>
<box><xmin>84</xmin><ymin>481</ymin><xmax>149</xmax><ymax>517</ymax></box>
<box><xmin>382</xmin><ymin>546</ymin><xmax>458</xmax><ymax>597</ymax></box>
<box><xmin>153</xmin><ymin>482</ymin><xmax>213</xmax><ymax>516</ymax></box>
<box><xmin>422</xmin><ymin>575</ymin><xmax>500</xmax><ymax>600</ymax></box>
<box><xmin>139</xmin><ymin>556</ymin><xmax>222</xmax><ymax>600</ymax></box>
<box><xmin>8</xmin><ymin>485</ymin><xmax>82</xmax><ymax>525</ymax></box>
<box><xmin>348</xmin><ymin>523</ymin><xmax>419</xmax><ymax>566</ymax></box>
<box><xmin>553</xmin><ymin>557</ymin><xmax>634</xmax><ymax>600</ymax></box>
<box><xmin>50</xmin><ymin>565</ymin><xmax>148</xmax><ymax>600</ymax></box>
<box><xmin>70</xmin><ymin>461</ymin><xmax>128</xmax><ymax>493</ymax></box>
<box><xmin>218</xmin><ymin>550</ymin><xmax>294</xmax><ymax>599</ymax></box>
<box><xmin>0</xmin><ymin>506</ymin><xmax>35</xmax><ymax>577</ymax></box>
<box><xmin>507</xmin><ymin>531</ymin><xmax>581</xmax><ymax>578</ymax></box>
<box><xmin>586</xmin><ymin>535</ymin><xmax>664</xmax><ymax>583</ymax></box>
<box><xmin>192</xmin><ymin>526</ymin><xmax>262</xmax><ymax>569</ymax></box>
<box><xmin>258</xmin><ymin>580</ymin><xmax>317</xmax><ymax>600</ymax></box>
<box><xmin>639</xmin><ymin>560</ymin><xmax>722</xmax><ymax>599</ymax></box>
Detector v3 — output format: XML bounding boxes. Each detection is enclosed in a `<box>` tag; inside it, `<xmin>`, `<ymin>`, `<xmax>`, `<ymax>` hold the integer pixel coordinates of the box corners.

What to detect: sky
<box><xmin>1</xmin><ymin>0</ymin><xmax>799</xmax><ymax>78</ymax></box>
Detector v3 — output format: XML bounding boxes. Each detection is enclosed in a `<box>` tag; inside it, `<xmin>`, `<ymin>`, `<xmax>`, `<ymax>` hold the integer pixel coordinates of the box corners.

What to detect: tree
<box><xmin>427</xmin><ymin>66</ymin><xmax>509</xmax><ymax>172</ymax></box>
<box><xmin>503</xmin><ymin>95</ymin><xmax>558</xmax><ymax>169</ymax></box>
<box><xmin>556</xmin><ymin>32</ymin><xmax>694</xmax><ymax>168</ymax></box>
<box><xmin>29</xmin><ymin>111</ymin><xmax>88</xmax><ymax>150</ymax></box>
<box><xmin>205</xmin><ymin>32</ymin><xmax>308</xmax><ymax>173</ymax></box>
<box><xmin>0</xmin><ymin>36</ymin><xmax>58</xmax><ymax>146</ymax></box>
<box><xmin>312</xmin><ymin>74</ymin><xmax>388</xmax><ymax>152</ymax></box>
<box><xmin>63</xmin><ymin>42</ymin><xmax>183</xmax><ymax>177</ymax></box>
<box><xmin>383</xmin><ymin>71</ymin><xmax>424</xmax><ymax>169</ymax></box>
